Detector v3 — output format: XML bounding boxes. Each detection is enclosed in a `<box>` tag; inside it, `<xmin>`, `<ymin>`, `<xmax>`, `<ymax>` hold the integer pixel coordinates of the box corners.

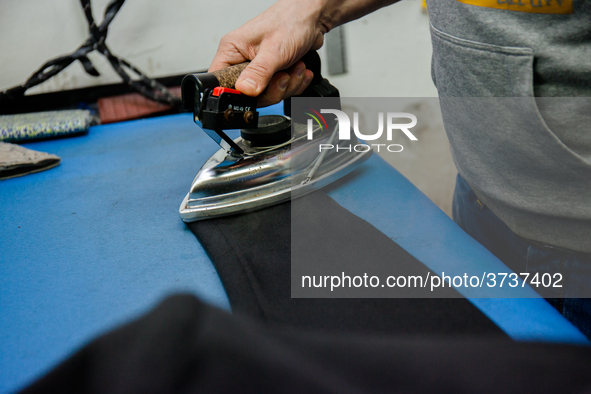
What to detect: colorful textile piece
<box><xmin>0</xmin><ymin>110</ymin><xmax>98</xmax><ymax>142</ymax></box>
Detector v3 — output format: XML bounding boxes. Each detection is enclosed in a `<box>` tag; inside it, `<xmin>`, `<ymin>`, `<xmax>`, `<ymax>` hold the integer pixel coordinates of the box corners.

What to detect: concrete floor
<box><xmin>342</xmin><ymin>98</ymin><xmax>457</xmax><ymax>217</ymax></box>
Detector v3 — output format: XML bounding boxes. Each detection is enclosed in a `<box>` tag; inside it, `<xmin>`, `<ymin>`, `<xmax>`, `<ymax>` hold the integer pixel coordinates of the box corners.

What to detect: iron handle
<box><xmin>211</xmin><ymin>62</ymin><xmax>250</xmax><ymax>90</ymax></box>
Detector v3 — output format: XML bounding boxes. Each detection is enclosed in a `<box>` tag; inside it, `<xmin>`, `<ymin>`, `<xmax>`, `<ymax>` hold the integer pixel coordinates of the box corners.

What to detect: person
<box><xmin>209</xmin><ymin>0</ymin><xmax>591</xmax><ymax>337</ymax></box>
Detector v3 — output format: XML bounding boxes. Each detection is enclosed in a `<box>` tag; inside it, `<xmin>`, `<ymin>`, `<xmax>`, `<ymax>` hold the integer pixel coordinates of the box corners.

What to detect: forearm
<box><xmin>256</xmin><ymin>0</ymin><xmax>401</xmax><ymax>39</ymax></box>
<box><xmin>317</xmin><ymin>0</ymin><xmax>401</xmax><ymax>31</ymax></box>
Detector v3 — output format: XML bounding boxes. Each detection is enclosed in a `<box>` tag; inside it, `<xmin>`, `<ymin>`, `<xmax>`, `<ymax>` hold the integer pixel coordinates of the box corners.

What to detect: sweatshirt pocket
<box><xmin>429</xmin><ymin>23</ymin><xmax>591</xmax><ymax>224</ymax></box>
<box><xmin>430</xmin><ymin>23</ymin><xmax>534</xmax><ymax>97</ymax></box>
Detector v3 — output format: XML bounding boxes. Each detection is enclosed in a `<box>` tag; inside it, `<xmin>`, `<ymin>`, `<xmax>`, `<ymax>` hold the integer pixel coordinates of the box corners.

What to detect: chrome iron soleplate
<box><xmin>179</xmin><ymin>146</ymin><xmax>371</xmax><ymax>222</ymax></box>
<box><xmin>180</xmin><ymin>122</ymin><xmax>372</xmax><ymax>222</ymax></box>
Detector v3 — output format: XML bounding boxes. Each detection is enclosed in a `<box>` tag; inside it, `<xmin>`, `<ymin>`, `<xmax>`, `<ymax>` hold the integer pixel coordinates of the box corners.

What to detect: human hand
<box><xmin>209</xmin><ymin>0</ymin><xmax>329</xmax><ymax>107</ymax></box>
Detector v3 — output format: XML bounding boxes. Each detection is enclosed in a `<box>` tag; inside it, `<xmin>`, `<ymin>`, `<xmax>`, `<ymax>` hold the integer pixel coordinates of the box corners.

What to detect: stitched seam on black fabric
<box><xmin>209</xmin><ymin>219</ymin><xmax>271</xmax><ymax>320</ymax></box>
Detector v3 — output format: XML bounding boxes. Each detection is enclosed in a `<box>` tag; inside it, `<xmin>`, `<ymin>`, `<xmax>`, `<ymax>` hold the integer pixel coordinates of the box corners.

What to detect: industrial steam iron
<box><xmin>179</xmin><ymin>51</ymin><xmax>372</xmax><ymax>222</ymax></box>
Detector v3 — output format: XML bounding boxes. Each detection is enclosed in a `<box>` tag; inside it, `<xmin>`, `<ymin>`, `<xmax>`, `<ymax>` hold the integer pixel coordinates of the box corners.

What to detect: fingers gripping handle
<box><xmin>210</xmin><ymin>51</ymin><xmax>323</xmax><ymax>91</ymax></box>
<box><xmin>181</xmin><ymin>51</ymin><xmax>325</xmax><ymax>112</ymax></box>
<box><xmin>210</xmin><ymin>51</ymin><xmax>324</xmax><ymax>90</ymax></box>
<box><xmin>210</xmin><ymin>51</ymin><xmax>324</xmax><ymax>89</ymax></box>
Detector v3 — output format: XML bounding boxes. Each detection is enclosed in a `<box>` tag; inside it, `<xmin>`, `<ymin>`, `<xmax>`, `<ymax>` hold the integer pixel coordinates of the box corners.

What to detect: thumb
<box><xmin>235</xmin><ymin>49</ymin><xmax>288</xmax><ymax>96</ymax></box>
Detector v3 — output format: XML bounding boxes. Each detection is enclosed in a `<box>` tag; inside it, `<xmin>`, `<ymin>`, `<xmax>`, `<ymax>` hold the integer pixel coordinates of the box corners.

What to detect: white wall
<box><xmin>323</xmin><ymin>1</ymin><xmax>437</xmax><ymax>97</ymax></box>
<box><xmin>0</xmin><ymin>0</ymin><xmax>437</xmax><ymax>97</ymax></box>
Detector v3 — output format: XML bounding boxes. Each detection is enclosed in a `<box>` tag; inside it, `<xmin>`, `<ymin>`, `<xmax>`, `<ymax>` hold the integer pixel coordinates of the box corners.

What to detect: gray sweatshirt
<box><xmin>426</xmin><ymin>0</ymin><xmax>591</xmax><ymax>252</ymax></box>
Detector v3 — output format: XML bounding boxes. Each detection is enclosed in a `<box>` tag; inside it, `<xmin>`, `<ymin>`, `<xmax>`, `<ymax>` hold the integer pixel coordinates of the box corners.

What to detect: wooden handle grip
<box><xmin>211</xmin><ymin>62</ymin><xmax>250</xmax><ymax>89</ymax></box>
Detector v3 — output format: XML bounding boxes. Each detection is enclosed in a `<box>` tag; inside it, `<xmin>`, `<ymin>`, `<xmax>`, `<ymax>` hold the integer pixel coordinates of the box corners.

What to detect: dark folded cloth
<box><xmin>19</xmin><ymin>295</ymin><xmax>591</xmax><ymax>394</ymax></box>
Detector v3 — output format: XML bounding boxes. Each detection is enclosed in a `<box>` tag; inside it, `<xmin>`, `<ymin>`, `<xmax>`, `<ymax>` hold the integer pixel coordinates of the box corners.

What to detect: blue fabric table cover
<box><xmin>1</xmin><ymin>104</ymin><xmax>587</xmax><ymax>394</ymax></box>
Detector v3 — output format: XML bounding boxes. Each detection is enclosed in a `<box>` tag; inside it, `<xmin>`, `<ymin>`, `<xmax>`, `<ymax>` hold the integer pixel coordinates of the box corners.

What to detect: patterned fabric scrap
<box><xmin>0</xmin><ymin>142</ymin><xmax>60</xmax><ymax>180</ymax></box>
<box><xmin>0</xmin><ymin>110</ymin><xmax>98</xmax><ymax>142</ymax></box>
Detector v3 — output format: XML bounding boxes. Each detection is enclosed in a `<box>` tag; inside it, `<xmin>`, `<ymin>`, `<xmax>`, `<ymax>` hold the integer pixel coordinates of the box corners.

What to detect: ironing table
<box><xmin>1</xmin><ymin>104</ymin><xmax>587</xmax><ymax>394</ymax></box>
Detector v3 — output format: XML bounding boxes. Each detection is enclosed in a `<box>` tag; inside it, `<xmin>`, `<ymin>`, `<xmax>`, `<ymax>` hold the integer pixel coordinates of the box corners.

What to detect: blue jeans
<box><xmin>452</xmin><ymin>174</ymin><xmax>591</xmax><ymax>339</ymax></box>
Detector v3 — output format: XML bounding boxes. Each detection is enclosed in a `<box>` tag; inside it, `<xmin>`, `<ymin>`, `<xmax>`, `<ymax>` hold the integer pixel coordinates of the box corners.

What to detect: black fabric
<box><xmin>188</xmin><ymin>191</ymin><xmax>505</xmax><ymax>337</ymax></box>
<box><xmin>20</xmin><ymin>295</ymin><xmax>591</xmax><ymax>394</ymax></box>
<box><xmin>19</xmin><ymin>194</ymin><xmax>590</xmax><ymax>393</ymax></box>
